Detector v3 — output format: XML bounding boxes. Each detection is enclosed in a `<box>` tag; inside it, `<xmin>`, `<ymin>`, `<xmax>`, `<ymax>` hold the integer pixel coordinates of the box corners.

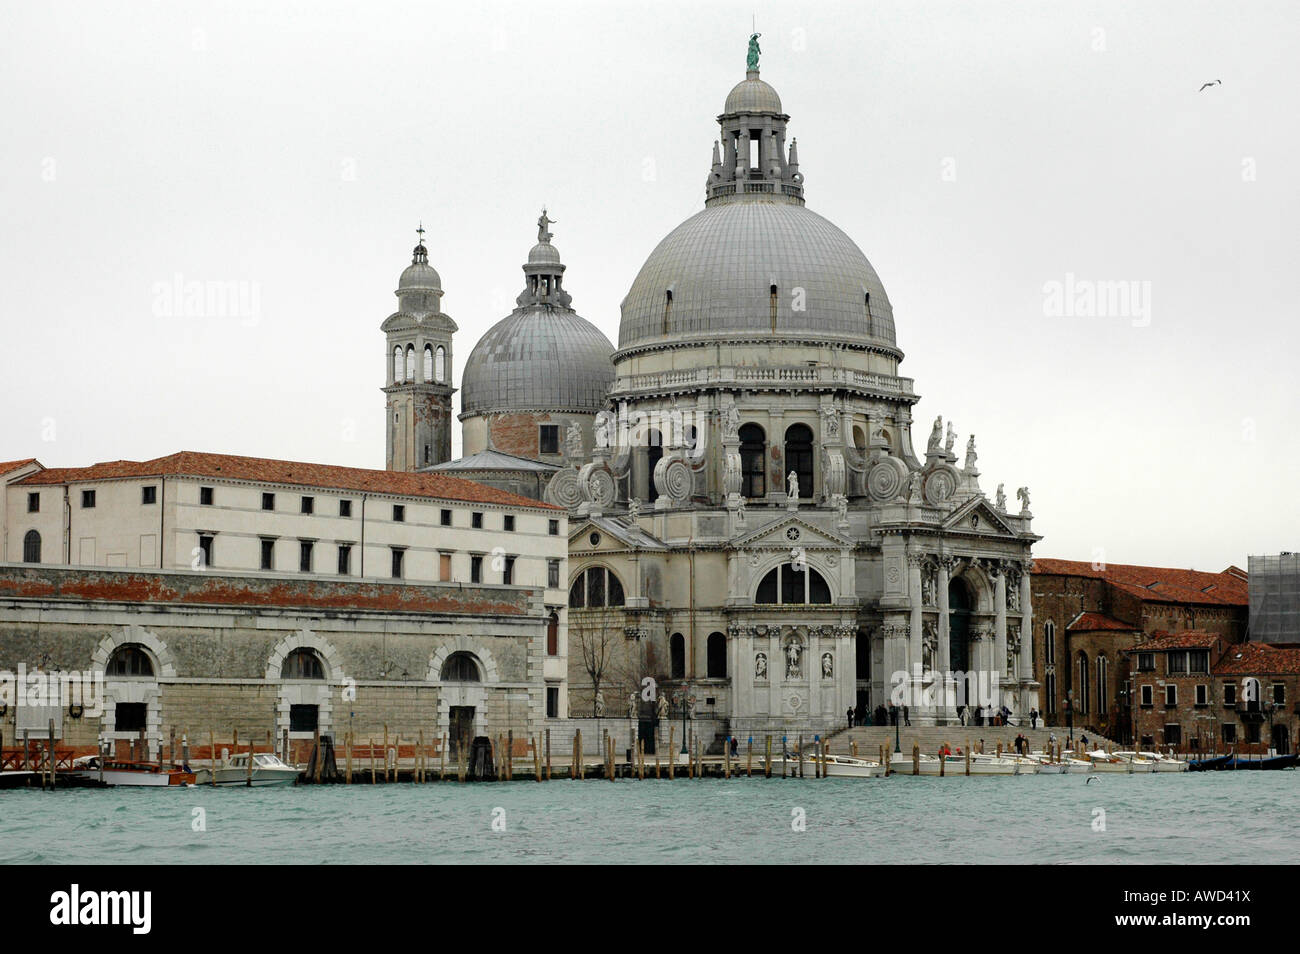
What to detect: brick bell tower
<box><xmin>382</xmin><ymin>225</ymin><xmax>456</xmax><ymax>471</ymax></box>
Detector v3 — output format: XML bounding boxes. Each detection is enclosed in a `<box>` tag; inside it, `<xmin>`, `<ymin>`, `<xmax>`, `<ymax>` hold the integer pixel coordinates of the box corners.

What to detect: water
<box><xmin>1</xmin><ymin>773</ymin><xmax>1294</xmax><ymax>864</ymax></box>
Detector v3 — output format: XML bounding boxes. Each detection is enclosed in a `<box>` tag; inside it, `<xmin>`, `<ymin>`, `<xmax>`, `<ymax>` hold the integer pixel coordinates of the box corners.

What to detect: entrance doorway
<box><xmin>1272</xmin><ymin>723</ymin><xmax>1290</xmax><ymax>755</ymax></box>
<box><xmin>948</xmin><ymin>579</ymin><xmax>973</xmax><ymax>709</ymax></box>
<box><xmin>449</xmin><ymin>706</ymin><xmax>475</xmax><ymax>758</ymax></box>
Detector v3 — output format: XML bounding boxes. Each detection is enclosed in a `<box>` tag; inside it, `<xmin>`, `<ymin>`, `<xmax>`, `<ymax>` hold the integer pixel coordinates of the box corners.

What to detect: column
<box><xmin>1019</xmin><ymin>562</ymin><xmax>1034</xmax><ymax>682</ymax></box>
<box><xmin>937</xmin><ymin>557</ymin><xmax>954</xmax><ymax>719</ymax></box>
<box><xmin>907</xmin><ymin>553</ymin><xmax>924</xmax><ymax>685</ymax></box>
<box><xmin>993</xmin><ymin>565</ymin><xmax>1008</xmax><ymax>691</ymax></box>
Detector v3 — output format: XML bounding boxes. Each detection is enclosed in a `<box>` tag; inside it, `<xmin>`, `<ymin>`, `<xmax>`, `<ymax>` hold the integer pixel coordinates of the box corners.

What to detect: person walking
<box><xmin>903</xmin><ymin>704</ymin><xmax>911</xmax><ymax>727</ymax></box>
<box><xmin>846</xmin><ymin>707</ymin><xmax>854</xmax><ymax>729</ymax></box>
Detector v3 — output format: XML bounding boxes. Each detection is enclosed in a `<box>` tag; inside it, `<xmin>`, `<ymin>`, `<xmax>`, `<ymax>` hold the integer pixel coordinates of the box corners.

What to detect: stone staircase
<box><xmin>824</xmin><ymin>725</ymin><xmax>1118</xmax><ymax>757</ymax></box>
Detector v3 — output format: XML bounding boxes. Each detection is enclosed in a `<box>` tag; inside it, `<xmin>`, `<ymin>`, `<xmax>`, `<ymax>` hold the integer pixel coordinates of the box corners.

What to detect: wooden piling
<box><xmin>246</xmin><ymin>736</ymin><xmax>254</xmax><ymax>787</ymax></box>
<box><xmin>370</xmin><ymin>738</ymin><xmax>377</xmax><ymax>784</ymax></box>
<box><xmin>765</xmin><ymin>735</ymin><xmax>772</xmax><ymax>778</ymax></box>
<box><xmin>345</xmin><ymin>732</ymin><xmax>353</xmax><ymax>783</ymax></box>
<box><xmin>313</xmin><ymin>725</ymin><xmax>323</xmax><ymax>783</ymax></box>
<box><xmin>209</xmin><ymin>730</ymin><xmax>217</xmax><ymax>785</ymax></box>
<box><xmin>533</xmin><ymin>734</ymin><xmax>542</xmax><ymax>782</ymax></box>
<box><xmin>667</xmin><ymin>725</ymin><xmax>675</xmax><ymax>779</ymax></box>
<box><xmin>440</xmin><ymin>734</ymin><xmax>447</xmax><ymax>781</ymax></box>
<box><xmin>965</xmin><ymin>740</ymin><xmax>971</xmax><ymax>776</ymax></box>
<box><xmin>939</xmin><ymin>746</ymin><xmax>946</xmax><ymax>776</ymax></box>
<box><xmin>544</xmin><ymin>729</ymin><xmax>551</xmax><ymax>781</ymax></box>
<box><xmin>798</xmin><ymin>735</ymin><xmax>804</xmax><ymax>778</ymax></box>
<box><xmin>507</xmin><ymin>730</ymin><xmax>514</xmax><ymax>781</ymax></box>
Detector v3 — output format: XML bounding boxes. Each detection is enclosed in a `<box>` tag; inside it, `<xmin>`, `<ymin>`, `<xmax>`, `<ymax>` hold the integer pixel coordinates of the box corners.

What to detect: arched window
<box><xmin>784</xmin><ymin>424</ymin><xmax>814</xmax><ymax>499</ymax></box>
<box><xmin>441</xmin><ymin>651</ymin><xmax>481</xmax><ymax>682</ymax></box>
<box><xmin>281</xmin><ymin>648</ymin><xmax>325</xmax><ymax>680</ymax></box>
<box><xmin>393</xmin><ymin>346</ymin><xmax>404</xmax><ymax>383</ymax></box>
<box><xmin>755</xmin><ymin>563</ymin><xmax>832</xmax><ymax>605</ymax></box>
<box><xmin>646</xmin><ymin>428</ymin><xmax>663</xmax><ymax>503</ymax></box>
<box><xmin>547</xmin><ymin>611</ymin><xmax>559</xmax><ymax>656</ymax></box>
<box><xmin>107</xmin><ymin>644</ymin><xmax>154</xmax><ymax>678</ymax></box>
<box><xmin>22</xmin><ymin>529</ymin><xmax>40</xmax><ymax>563</ymax></box>
<box><xmin>853</xmin><ymin>425</ymin><xmax>868</xmax><ymax>452</ymax></box>
<box><xmin>568</xmin><ymin>566</ymin><xmax>625</xmax><ymax>608</ymax></box>
<box><xmin>435</xmin><ymin>346</ymin><xmax>446</xmax><ymax>383</ymax></box>
<box><xmin>1044</xmin><ymin>621</ymin><xmax>1056</xmax><ymax>664</ymax></box>
<box><xmin>1096</xmin><ymin>655</ymin><xmax>1108</xmax><ymax>717</ymax></box>
<box><xmin>423</xmin><ymin>343</ymin><xmax>433</xmax><ymax>382</ymax></box>
<box><xmin>1077</xmin><ymin>652</ymin><xmax>1090</xmax><ymax>715</ymax></box>
<box><xmin>706</xmin><ymin>632</ymin><xmax>726</xmax><ymax>678</ymax></box>
<box><xmin>670</xmin><ymin>633</ymin><xmax>685</xmax><ymax>679</ymax></box>
<box><xmin>405</xmin><ymin>345</ymin><xmax>415</xmax><ymax>381</ymax></box>
<box><xmin>739</xmin><ymin>423</ymin><xmax>766</xmax><ymax>498</ymax></box>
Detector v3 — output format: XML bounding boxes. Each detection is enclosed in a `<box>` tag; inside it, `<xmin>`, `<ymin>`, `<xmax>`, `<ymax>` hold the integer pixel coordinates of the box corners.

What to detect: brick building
<box><xmin>1030</xmin><ymin>559</ymin><xmax>1248</xmax><ymax>739</ymax></box>
<box><xmin>1124</xmin><ymin>631</ymin><xmax>1300</xmax><ymax>755</ymax></box>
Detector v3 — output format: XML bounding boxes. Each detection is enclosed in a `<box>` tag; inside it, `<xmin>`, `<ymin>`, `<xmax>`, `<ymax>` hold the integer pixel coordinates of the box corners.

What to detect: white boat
<box><xmin>1138</xmin><ymin>751</ymin><xmax>1189</xmax><ymax>772</ymax></box>
<box><xmin>1087</xmin><ymin>750</ymin><xmax>1155</xmax><ymax>773</ymax></box>
<box><xmin>193</xmin><ymin>752</ymin><xmax>300</xmax><ymax>787</ymax></box>
<box><xmin>775</xmin><ymin>752</ymin><xmax>885</xmax><ymax>778</ymax></box>
<box><xmin>1020</xmin><ymin>752</ymin><xmax>1067</xmax><ymax>774</ymax></box>
<box><xmin>67</xmin><ymin>756</ymin><xmax>196</xmax><ymax>787</ymax></box>
<box><xmin>908</xmin><ymin>752</ymin><xmax>1032</xmax><ymax>775</ymax></box>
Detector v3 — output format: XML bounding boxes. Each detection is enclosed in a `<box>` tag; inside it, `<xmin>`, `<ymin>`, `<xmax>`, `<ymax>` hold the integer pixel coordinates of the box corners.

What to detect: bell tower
<box><xmin>382</xmin><ymin>225</ymin><xmax>457</xmax><ymax>471</ymax></box>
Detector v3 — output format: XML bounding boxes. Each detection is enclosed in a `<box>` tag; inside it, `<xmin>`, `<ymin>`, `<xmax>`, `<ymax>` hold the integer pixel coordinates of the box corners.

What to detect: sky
<box><xmin>1</xmin><ymin>0</ymin><xmax>1296</xmax><ymax>572</ymax></box>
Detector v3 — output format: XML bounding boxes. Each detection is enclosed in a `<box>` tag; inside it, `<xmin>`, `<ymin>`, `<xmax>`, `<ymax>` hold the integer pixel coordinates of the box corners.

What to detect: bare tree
<box><xmin>572</xmin><ymin>609</ymin><xmax>619</xmax><ymax>717</ymax></box>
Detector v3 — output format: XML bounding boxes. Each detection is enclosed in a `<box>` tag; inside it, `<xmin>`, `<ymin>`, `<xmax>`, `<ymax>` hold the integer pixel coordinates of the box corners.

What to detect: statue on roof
<box><xmin>747</xmin><ymin>33</ymin><xmax>761</xmax><ymax>71</ymax></box>
<box><xmin>537</xmin><ymin>208</ymin><xmax>555</xmax><ymax>244</ymax></box>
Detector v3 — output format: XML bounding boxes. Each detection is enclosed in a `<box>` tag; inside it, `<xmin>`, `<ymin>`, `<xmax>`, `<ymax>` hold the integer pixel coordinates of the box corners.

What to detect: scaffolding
<box><xmin>1249</xmin><ymin>553</ymin><xmax>1300</xmax><ymax>643</ymax></box>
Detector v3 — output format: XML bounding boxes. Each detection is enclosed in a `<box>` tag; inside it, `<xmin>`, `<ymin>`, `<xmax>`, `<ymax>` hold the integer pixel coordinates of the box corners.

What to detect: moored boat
<box><xmin>1087</xmin><ymin>750</ymin><xmax>1154</xmax><ymax>773</ymax></box>
<box><xmin>66</xmin><ymin>756</ymin><xmax>195</xmax><ymax>787</ymax></box>
<box><xmin>193</xmin><ymin>752</ymin><xmax>300</xmax><ymax>787</ymax></box>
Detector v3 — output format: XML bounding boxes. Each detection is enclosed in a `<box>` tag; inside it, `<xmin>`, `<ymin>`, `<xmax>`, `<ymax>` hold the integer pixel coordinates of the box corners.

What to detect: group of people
<box><xmin>847</xmin><ymin>704</ymin><xmax>911</xmax><ymax>728</ymax></box>
<box><xmin>957</xmin><ymin>704</ymin><xmax>1016</xmax><ymax>727</ymax></box>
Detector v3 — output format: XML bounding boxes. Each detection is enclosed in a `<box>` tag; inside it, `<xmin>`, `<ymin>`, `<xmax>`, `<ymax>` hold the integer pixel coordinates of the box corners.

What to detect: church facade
<box><xmin>405</xmin><ymin>49</ymin><xmax>1041</xmax><ymax>737</ymax></box>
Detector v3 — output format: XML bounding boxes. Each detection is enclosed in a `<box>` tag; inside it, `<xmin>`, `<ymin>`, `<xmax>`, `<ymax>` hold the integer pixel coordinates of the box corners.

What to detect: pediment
<box><xmin>941</xmin><ymin>496</ymin><xmax>1018</xmax><ymax>537</ymax></box>
<box><xmin>732</xmin><ymin>513</ymin><xmax>854</xmax><ymax>550</ymax></box>
<box><xmin>568</xmin><ymin>516</ymin><xmax>666</xmax><ymax>553</ymax></box>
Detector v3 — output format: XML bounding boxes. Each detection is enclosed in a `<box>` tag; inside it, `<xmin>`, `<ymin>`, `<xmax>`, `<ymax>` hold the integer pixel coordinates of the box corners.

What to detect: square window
<box><xmin>198</xmin><ymin>534</ymin><xmax>214</xmax><ymax>567</ymax></box>
<box><xmin>1195</xmin><ymin>684</ymin><xmax>1208</xmax><ymax>706</ymax></box>
<box><xmin>26</xmin><ymin>492</ymin><xmax>39</xmax><ymax>513</ymax></box>
<box><xmin>289</xmin><ymin>704</ymin><xmax>319</xmax><ymax>733</ymax></box>
<box><xmin>1140</xmin><ymin>685</ymin><xmax>1153</xmax><ymax>708</ymax></box>
<box><xmin>504</xmin><ymin>515</ymin><xmax>515</xmax><ymax>532</ymax></box>
<box><xmin>260</xmin><ymin>538</ymin><xmax>275</xmax><ymax>571</ymax></box>
<box><xmin>299</xmin><ymin>540</ymin><xmax>313</xmax><ymax>573</ymax></box>
<box><xmin>440</xmin><ymin>509</ymin><xmax>452</xmax><ymax>526</ymax></box>
<box><xmin>472</xmin><ymin>512</ymin><xmax>483</xmax><ymax>529</ymax></box>
<box><xmin>503</xmin><ymin>555</ymin><xmax>515</xmax><ymax>585</ymax></box>
<box><xmin>548</xmin><ymin>559</ymin><xmax>560</xmax><ymax>588</ymax></box>
<box><xmin>1164</xmin><ymin>724</ymin><xmax>1182</xmax><ymax>746</ymax></box>
<box><xmin>539</xmin><ymin>425</ymin><xmax>560</xmax><ymax>455</ymax></box>
<box><xmin>199</xmin><ymin>486</ymin><xmax>214</xmax><ymax>506</ymax></box>
<box><xmin>393</xmin><ymin>504</ymin><xmax>405</xmax><ymax>523</ymax></box>
<box><xmin>339</xmin><ymin>499</ymin><xmax>352</xmax><ymax>518</ymax></box>
<box><xmin>546</xmin><ymin>686</ymin><xmax>559</xmax><ymax>718</ymax></box>
<box><xmin>1223</xmin><ymin>683</ymin><xmax>1237</xmax><ymax>705</ymax></box>
<box><xmin>1222</xmin><ymin>723</ymin><xmax>1237</xmax><ymax>744</ymax></box>
<box><xmin>337</xmin><ymin>545</ymin><xmax>351</xmax><ymax>575</ymax></box>
<box><xmin>1273</xmin><ymin>683</ymin><xmax>1286</xmax><ymax>704</ymax></box>
<box><xmin>471</xmin><ymin>555</ymin><xmax>482</xmax><ymax>584</ymax></box>
<box><xmin>262</xmin><ymin>492</ymin><xmax>275</xmax><ymax>511</ymax></box>
<box><xmin>1165</xmin><ymin>684</ymin><xmax>1177</xmax><ymax>707</ymax></box>
<box><xmin>391</xmin><ymin>548</ymin><xmax>405</xmax><ymax>579</ymax></box>
<box><xmin>81</xmin><ymin>489</ymin><xmax>96</xmax><ymax>508</ymax></box>
<box><xmin>114</xmin><ymin>702</ymin><xmax>147</xmax><ymax>732</ymax></box>
<box><xmin>439</xmin><ymin>553</ymin><xmax>451</xmax><ymax>582</ymax></box>
<box><xmin>141</xmin><ymin>486</ymin><xmax>157</xmax><ymax>505</ymax></box>
<box><xmin>301</xmin><ymin>496</ymin><xmax>314</xmax><ymax>515</ymax></box>
<box><xmin>548</xmin><ymin>519</ymin><xmax>559</xmax><ymax>536</ymax></box>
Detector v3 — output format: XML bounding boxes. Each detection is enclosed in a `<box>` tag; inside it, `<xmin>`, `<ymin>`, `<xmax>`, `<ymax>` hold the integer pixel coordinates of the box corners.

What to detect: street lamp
<box><xmin>677</xmin><ymin>688</ymin><xmax>690</xmax><ymax>755</ymax></box>
<box><xmin>1065</xmin><ymin>691</ymin><xmax>1074</xmax><ymax>746</ymax></box>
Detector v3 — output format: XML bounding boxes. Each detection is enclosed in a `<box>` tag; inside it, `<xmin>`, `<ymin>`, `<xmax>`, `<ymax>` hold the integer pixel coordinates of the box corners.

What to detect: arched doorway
<box><xmin>948</xmin><ymin>578</ymin><xmax>973</xmax><ymax>709</ymax></box>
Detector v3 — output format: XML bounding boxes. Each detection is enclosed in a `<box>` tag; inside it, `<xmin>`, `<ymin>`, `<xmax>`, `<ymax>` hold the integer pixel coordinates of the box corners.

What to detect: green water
<box><xmin>1</xmin><ymin>773</ymin><xmax>1294</xmax><ymax>864</ymax></box>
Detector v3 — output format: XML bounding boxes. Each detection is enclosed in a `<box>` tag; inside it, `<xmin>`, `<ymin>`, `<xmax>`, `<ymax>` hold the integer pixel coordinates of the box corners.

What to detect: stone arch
<box><xmin>427</xmin><ymin>636</ymin><xmax>500</xmax><ymax>684</ymax></box>
<box><xmin>93</xmin><ymin>625</ymin><xmax>175</xmax><ymax>760</ymax></box>
<box><xmin>750</xmin><ymin>552</ymin><xmax>836</xmax><ymax>605</ymax></box>
<box><xmin>265</xmin><ymin>629</ymin><xmax>346</xmax><ymax>682</ymax></box>
<box><xmin>951</xmin><ymin>561</ymin><xmax>995</xmax><ymax>615</ymax></box>
<box><xmin>92</xmin><ymin>624</ymin><xmax>177</xmax><ymax>678</ymax></box>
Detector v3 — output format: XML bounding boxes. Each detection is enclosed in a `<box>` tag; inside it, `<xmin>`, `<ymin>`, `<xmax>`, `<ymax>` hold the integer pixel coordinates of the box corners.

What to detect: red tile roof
<box><xmin>14</xmin><ymin>451</ymin><xmax>561</xmax><ymax>511</ymax></box>
<box><xmin>1068</xmin><ymin>612</ymin><xmax>1135</xmax><ymax>632</ymax></box>
<box><xmin>1127</xmin><ymin>630</ymin><xmax>1223</xmax><ymax>652</ymax></box>
<box><xmin>1214</xmin><ymin>642</ymin><xmax>1300</xmax><ymax>676</ymax></box>
<box><xmin>0</xmin><ymin>459</ymin><xmax>39</xmax><ymax>475</ymax></box>
<box><xmin>1032</xmin><ymin>557</ymin><xmax>1248</xmax><ymax>607</ymax></box>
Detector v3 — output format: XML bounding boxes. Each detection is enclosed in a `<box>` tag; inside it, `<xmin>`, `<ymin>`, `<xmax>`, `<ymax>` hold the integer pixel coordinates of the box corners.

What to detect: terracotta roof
<box><xmin>1127</xmin><ymin>630</ymin><xmax>1223</xmax><ymax>652</ymax></box>
<box><xmin>1032</xmin><ymin>557</ymin><xmax>1248</xmax><ymax>607</ymax></box>
<box><xmin>1214</xmin><ymin>642</ymin><xmax>1300</xmax><ymax>676</ymax></box>
<box><xmin>14</xmin><ymin>451</ymin><xmax>561</xmax><ymax>511</ymax></box>
<box><xmin>0</xmin><ymin>459</ymin><xmax>39</xmax><ymax>475</ymax></box>
<box><xmin>1068</xmin><ymin>612</ymin><xmax>1135</xmax><ymax>632</ymax></box>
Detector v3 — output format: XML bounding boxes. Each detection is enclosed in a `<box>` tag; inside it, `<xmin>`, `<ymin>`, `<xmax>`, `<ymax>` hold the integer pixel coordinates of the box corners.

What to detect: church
<box><xmin>385</xmin><ymin>42</ymin><xmax>1041</xmax><ymax>737</ymax></box>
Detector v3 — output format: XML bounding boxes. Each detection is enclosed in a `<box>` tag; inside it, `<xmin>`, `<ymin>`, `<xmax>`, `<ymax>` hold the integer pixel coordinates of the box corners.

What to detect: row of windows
<box><xmin>566</xmin><ymin>562</ymin><xmax>834</xmax><ymax>609</ymax></box>
<box><xmin>1140</xmin><ymin>723</ymin><xmax>1268</xmax><ymax>747</ymax></box>
<box><xmin>106</xmin><ymin>644</ymin><xmax>486</xmax><ymax>684</ymax></box>
<box><xmin>1139</xmin><ymin>681</ymin><xmax>1286</xmax><ymax>708</ymax></box>
<box><xmin>1135</xmin><ymin>649</ymin><xmax>1211</xmax><ymax>674</ymax></box>
<box><xmin>44</xmin><ymin>485</ymin><xmax>543</xmax><ymax>533</ymax></box>
<box><xmin>393</xmin><ymin>343</ymin><xmax>447</xmax><ymax>385</ymax></box>
<box><xmin>668</xmin><ymin>632</ymin><xmax>727</xmax><ymax>680</ymax></box>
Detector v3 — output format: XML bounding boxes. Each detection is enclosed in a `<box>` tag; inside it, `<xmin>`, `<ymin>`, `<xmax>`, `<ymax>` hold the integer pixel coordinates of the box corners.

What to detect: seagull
<box><xmin>1199</xmin><ymin>79</ymin><xmax>1221</xmax><ymax>92</ymax></box>
<box><xmin>1086</xmin><ymin>775</ymin><xmax>1099</xmax><ymax>784</ymax></box>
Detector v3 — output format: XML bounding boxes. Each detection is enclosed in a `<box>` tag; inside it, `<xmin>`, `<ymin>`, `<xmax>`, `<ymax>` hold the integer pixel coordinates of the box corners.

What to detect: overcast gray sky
<box><xmin>2</xmin><ymin>1</ymin><xmax>1296</xmax><ymax>572</ymax></box>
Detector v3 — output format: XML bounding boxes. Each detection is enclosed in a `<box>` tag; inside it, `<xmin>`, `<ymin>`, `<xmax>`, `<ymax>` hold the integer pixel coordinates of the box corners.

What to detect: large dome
<box><xmin>618</xmin><ymin>200</ymin><xmax>896</xmax><ymax>350</ymax></box>
<box><xmin>461</xmin><ymin>309</ymin><xmax>614</xmax><ymax>416</ymax></box>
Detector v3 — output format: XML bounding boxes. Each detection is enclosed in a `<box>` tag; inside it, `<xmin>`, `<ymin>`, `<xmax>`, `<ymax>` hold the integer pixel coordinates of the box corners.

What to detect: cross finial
<box><xmin>416</xmin><ymin>221</ymin><xmax>425</xmax><ymax>246</ymax></box>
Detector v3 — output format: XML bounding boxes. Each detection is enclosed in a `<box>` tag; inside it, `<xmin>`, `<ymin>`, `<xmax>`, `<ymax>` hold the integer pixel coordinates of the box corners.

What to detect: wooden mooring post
<box><xmin>667</xmin><ymin>726</ymin><xmax>675</xmax><ymax>779</ymax></box>
<box><xmin>544</xmin><ymin>729</ymin><xmax>551</xmax><ymax>781</ymax></box>
<box><xmin>764</xmin><ymin>735</ymin><xmax>772</xmax><ymax>778</ymax></box>
<box><xmin>965</xmin><ymin>740</ymin><xmax>971</xmax><ymax>776</ymax></box>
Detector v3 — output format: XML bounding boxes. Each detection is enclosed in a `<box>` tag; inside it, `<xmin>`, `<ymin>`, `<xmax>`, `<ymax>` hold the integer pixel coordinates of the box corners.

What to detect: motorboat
<box><xmin>66</xmin><ymin>756</ymin><xmax>195</xmax><ymax>787</ymax></box>
<box><xmin>1133</xmin><ymin>751</ymin><xmax>1189</xmax><ymax>772</ymax></box>
<box><xmin>193</xmin><ymin>751</ymin><xmax>300</xmax><ymax>787</ymax></box>
<box><xmin>776</xmin><ymin>751</ymin><xmax>885</xmax><ymax>777</ymax></box>
<box><xmin>1019</xmin><ymin>752</ymin><xmax>1067</xmax><ymax>774</ymax></box>
<box><xmin>918</xmin><ymin>752</ymin><xmax>1033</xmax><ymax>775</ymax></box>
<box><xmin>1087</xmin><ymin>750</ymin><xmax>1154</xmax><ymax>773</ymax></box>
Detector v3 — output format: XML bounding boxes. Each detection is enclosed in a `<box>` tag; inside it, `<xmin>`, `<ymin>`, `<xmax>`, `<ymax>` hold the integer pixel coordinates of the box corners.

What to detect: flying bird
<box><xmin>1199</xmin><ymin>79</ymin><xmax>1221</xmax><ymax>91</ymax></box>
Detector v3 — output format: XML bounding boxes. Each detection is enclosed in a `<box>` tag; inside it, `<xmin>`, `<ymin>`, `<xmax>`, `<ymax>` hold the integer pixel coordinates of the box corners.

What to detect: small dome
<box><xmin>461</xmin><ymin>310</ymin><xmax>614</xmax><ymax>416</ymax></box>
<box><xmin>399</xmin><ymin>260</ymin><xmax>442</xmax><ymax>291</ymax></box>
<box><xmin>528</xmin><ymin>242</ymin><xmax>562</xmax><ymax>266</ymax></box>
<box><xmin>725</xmin><ymin>72</ymin><xmax>782</xmax><ymax>114</ymax></box>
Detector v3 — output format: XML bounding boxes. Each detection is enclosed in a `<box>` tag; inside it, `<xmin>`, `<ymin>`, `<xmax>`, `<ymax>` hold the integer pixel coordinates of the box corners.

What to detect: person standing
<box><xmin>846</xmin><ymin>707</ymin><xmax>854</xmax><ymax>729</ymax></box>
